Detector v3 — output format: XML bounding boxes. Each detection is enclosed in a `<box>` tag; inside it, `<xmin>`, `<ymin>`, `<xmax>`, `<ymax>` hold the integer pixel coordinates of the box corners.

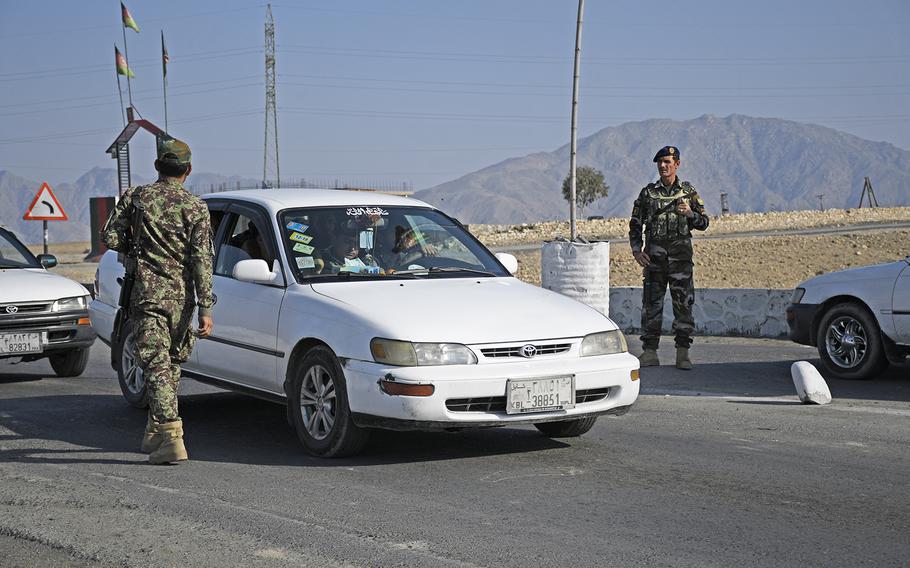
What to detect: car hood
<box><xmin>1</xmin><ymin>268</ymin><xmax>90</xmax><ymax>303</ymax></box>
<box><xmin>798</xmin><ymin>259</ymin><xmax>908</xmax><ymax>288</ymax></box>
<box><xmin>310</xmin><ymin>277</ymin><xmax>615</xmax><ymax>344</ymax></box>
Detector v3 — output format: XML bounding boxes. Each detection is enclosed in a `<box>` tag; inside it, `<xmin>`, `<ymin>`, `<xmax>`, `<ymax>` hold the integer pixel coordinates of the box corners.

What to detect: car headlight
<box><xmin>51</xmin><ymin>295</ymin><xmax>89</xmax><ymax>312</ymax></box>
<box><xmin>791</xmin><ymin>287</ymin><xmax>806</xmax><ymax>304</ymax></box>
<box><xmin>371</xmin><ymin>338</ymin><xmax>477</xmax><ymax>366</ymax></box>
<box><xmin>580</xmin><ymin>330</ymin><xmax>627</xmax><ymax>357</ymax></box>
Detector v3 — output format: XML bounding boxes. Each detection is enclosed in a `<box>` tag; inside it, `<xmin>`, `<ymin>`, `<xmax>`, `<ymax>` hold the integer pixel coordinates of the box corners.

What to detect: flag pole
<box><xmin>122</xmin><ymin>24</ymin><xmax>133</xmax><ymax>109</ymax></box>
<box><xmin>115</xmin><ymin>45</ymin><xmax>126</xmax><ymax>125</ymax></box>
<box><xmin>161</xmin><ymin>30</ymin><xmax>169</xmax><ymax>133</ymax></box>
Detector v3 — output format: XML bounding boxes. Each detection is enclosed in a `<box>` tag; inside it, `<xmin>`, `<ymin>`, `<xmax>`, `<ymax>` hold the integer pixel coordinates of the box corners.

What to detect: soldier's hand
<box><xmin>197</xmin><ymin>315</ymin><xmax>213</xmax><ymax>338</ymax></box>
<box><xmin>676</xmin><ymin>199</ymin><xmax>694</xmax><ymax>218</ymax></box>
<box><xmin>633</xmin><ymin>251</ymin><xmax>651</xmax><ymax>267</ymax></box>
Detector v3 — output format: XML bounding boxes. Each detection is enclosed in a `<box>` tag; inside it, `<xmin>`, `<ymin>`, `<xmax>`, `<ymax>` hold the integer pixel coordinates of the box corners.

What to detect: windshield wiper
<box><xmin>427</xmin><ymin>267</ymin><xmax>497</xmax><ymax>276</ymax></box>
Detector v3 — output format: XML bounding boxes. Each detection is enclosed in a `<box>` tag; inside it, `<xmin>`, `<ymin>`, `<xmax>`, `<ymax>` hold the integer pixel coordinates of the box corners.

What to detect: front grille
<box><xmin>480</xmin><ymin>343</ymin><xmax>572</xmax><ymax>358</ymax></box>
<box><xmin>0</xmin><ymin>303</ymin><xmax>50</xmax><ymax>316</ymax></box>
<box><xmin>446</xmin><ymin>387</ymin><xmax>611</xmax><ymax>413</ymax></box>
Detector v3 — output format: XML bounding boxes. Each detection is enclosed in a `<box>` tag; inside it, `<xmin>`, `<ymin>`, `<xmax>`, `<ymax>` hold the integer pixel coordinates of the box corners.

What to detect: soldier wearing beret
<box><xmin>628</xmin><ymin>146</ymin><xmax>709</xmax><ymax>370</ymax></box>
<box><xmin>102</xmin><ymin>136</ymin><xmax>214</xmax><ymax>464</ymax></box>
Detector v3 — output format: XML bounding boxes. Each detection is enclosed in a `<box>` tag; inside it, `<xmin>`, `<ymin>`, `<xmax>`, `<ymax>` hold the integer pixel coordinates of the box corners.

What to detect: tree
<box><xmin>562</xmin><ymin>166</ymin><xmax>610</xmax><ymax>217</ymax></box>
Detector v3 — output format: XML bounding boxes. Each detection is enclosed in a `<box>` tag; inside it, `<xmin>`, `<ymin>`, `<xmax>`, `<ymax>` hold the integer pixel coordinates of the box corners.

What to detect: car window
<box><xmin>278</xmin><ymin>206</ymin><xmax>509</xmax><ymax>282</ymax></box>
<box><xmin>215</xmin><ymin>214</ymin><xmax>273</xmax><ymax>277</ymax></box>
<box><xmin>0</xmin><ymin>229</ymin><xmax>41</xmax><ymax>268</ymax></box>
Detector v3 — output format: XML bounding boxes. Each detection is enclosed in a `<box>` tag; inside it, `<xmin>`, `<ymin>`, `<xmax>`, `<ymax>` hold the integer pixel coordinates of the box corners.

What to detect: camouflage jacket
<box><xmin>101</xmin><ymin>179</ymin><xmax>214</xmax><ymax>317</ymax></box>
<box><xmin>628</xmin><ymin>178</ymin><xmax>709</xmax><ymax>253</ymax></box>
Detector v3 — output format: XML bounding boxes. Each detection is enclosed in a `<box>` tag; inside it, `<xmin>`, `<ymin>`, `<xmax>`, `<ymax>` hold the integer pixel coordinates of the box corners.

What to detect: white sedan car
<box><xmin>90</xmin><ymin>189</ymin><xmax>639</xmax><ymax>457</ymax></box>
<box><xmin>787</xmin><ymin>256</ymin><xmax>910</xmax><ymax>379</ymax></box>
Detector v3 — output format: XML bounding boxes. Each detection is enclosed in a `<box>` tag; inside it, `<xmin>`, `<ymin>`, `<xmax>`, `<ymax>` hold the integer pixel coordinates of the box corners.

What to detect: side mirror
<box><xmin>233</xmin><ymin>259</ymin><xmax>278</xmax><ymax>284</ymax></box>
<box><xmin>37</xmin><ymin>254</ymin><xmax>58</xmax><ymax>268</ymax></box>
<box><xmin>494</xmin><ymin>252</ymin><xmax>518</xmax><ymax>275</ymax></box>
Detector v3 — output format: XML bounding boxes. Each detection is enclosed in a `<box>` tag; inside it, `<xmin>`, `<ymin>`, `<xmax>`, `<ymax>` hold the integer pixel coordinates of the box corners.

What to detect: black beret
<box><xmin>653</xmin><ymin>146</ymin><xmax>680</xmax><ymax>162</ymax></box>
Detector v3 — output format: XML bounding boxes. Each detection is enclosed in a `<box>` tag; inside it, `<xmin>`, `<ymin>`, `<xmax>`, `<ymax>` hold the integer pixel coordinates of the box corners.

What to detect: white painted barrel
<box><xmin>541</xmin><ymin>241</ymin><xmax>611</xmax><ymax>315</ymax></box>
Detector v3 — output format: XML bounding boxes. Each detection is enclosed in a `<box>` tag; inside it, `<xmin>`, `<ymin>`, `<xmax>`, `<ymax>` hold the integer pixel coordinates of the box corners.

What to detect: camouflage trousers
<box><xmin>640</xmin><ymin>239</ymin><xmax>695</xmax><ymax>350</ymax></box>
<box><xmin>132</xmin><ymin>301</ymin><xmax>196</xmax><ymax>423</ymax></box>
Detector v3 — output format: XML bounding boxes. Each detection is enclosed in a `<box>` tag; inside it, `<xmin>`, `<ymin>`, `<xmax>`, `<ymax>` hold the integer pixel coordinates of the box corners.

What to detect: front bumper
<box><xmin>341</xmin><ymin>352</ymin><xmax>640</xmax><ymax>430</ymax></box>
<box><xmin>0</xmin><ymin>308</ymin><xmax>96</xmax><ymax>359</ymax></box>
<box><xmin>786</xmin><ymin>302</ymin><xmax>820</xmax><ymax>346</ymax></box>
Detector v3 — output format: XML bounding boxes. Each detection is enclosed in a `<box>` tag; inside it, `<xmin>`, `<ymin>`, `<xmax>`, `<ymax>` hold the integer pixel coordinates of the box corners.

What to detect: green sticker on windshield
<box><xmin>293</xmin><ymin>243</ymin><xmax>314</xmax><ymax>254</ymax></box>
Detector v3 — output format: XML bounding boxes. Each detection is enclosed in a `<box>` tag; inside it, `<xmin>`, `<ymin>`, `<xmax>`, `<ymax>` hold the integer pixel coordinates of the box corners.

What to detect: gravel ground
<box><xmin>32</xmin><ymin>206</ymin><xmax>910</xmax><ymax>290</ymax></box>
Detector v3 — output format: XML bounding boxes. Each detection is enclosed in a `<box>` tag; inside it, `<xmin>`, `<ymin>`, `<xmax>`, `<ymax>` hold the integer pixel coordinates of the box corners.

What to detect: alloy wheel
<box><xmin>824</xmin><ymin>315</ymin><xmax>868</xmax><ymax>369</ymax></box>
<box><xmin>122</xmin><ymin>332</ymin><xmax>145</xmax><ymax>395</ymax></box>
<box><xmin>299</xmin><ymin>364</ymin><xmax>337</xmax><ymax>440</ymax></box>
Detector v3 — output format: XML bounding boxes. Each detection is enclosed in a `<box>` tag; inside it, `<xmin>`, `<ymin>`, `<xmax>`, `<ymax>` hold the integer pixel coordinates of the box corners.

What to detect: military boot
<box><xmin>638</xmin><ymin>349</ymin><xmax>660</xmax><ymax>367</ymax></box>
<box><xmin>675</xmin><ymin>347</ymin><xmax>693</xmax><ymax>371</ymax></box>
<box><xmin>148</xmin><ymin>420</ymin><xmax>188</xmax><ymax>465</ymax></box>
<box><xmin>140</xmin><ymin>418</ymin><xmax>164</xmax><ymax>453</ymax></box>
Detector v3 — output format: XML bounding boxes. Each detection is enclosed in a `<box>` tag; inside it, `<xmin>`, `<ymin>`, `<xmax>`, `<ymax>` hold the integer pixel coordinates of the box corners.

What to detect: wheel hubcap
<box><xmin>122</xmin><ymin>332</ymin><xmax>145</xmax><ymax>394</ymax></box>
<box><xmin>825</xmin><ymin>316</ymin><xmax>867</xmax><ymax>369</ymax></box>
<box><xmin>299</xmin><ymin>364</ymin><xmax>336</xmax><ymax>440</ymax></box>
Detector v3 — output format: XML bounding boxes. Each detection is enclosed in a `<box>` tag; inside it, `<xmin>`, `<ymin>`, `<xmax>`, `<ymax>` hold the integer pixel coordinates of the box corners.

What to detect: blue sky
<box><xmin>1</xmin><ymin>0</ymin><xmax>908</xmax><ymax>190</ymax></box>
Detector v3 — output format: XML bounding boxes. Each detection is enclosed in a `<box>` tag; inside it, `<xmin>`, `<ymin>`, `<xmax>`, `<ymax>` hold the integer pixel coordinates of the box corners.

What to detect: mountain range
<box><xmin>414</xmin><ymin>114</ymin><xmax>910</xmax><ymax>224</ymax></box>
<box><xmin>2</xmin><ymin>114</ymin><xmax>908</xmax><ymax>243</ymax></box>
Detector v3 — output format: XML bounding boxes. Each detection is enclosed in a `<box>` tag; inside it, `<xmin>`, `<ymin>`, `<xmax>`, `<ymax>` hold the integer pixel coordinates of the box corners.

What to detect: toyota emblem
<box><xmin>5</xmin><ymin>306</ymin><xmax>18</xmax><ymax>314</ymax></box>
<box><xmin>519</xmin><ymin>344</ymin><xmax>537</xmax><ymax>358</ymax></box>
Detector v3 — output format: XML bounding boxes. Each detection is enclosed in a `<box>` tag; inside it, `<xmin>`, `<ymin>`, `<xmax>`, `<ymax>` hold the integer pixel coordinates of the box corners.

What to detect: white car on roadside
<box><xmin>787</xmin><ymin>255</ymin><xmax>910</xmax><ymax>379</ymax></box>
<box><xmin>1</xmin><ymin>226</ymin><xmax>96</xmax><ymax>376</ymax></box>
<box><xmin>90</xmin><ymin>189</ymin><xmax>639</xmax><ymax>457</ymax></box>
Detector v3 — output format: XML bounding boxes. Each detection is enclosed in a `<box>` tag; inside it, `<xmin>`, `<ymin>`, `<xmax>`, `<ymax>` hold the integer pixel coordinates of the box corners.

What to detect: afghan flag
<box><xmin>121</xmin><ymin>2</ymin><xmax>140</xmax><ymax>33</ymax></box>
<box><xmin>161</xmin><ymin>31</ymin><xmax>169</xmax><ymax>77</ymax></box>
<box><xmin>115</xmin><ymin>46</ymin><xmax>135</xmax><ymax>78</ymax></box>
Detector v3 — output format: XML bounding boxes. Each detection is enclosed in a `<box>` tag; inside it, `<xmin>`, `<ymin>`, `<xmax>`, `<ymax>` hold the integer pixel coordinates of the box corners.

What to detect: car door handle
<box><xmin>212</xmin><ymin>293</ymin><xmax>218</xmax><ymax>305</ymax></box>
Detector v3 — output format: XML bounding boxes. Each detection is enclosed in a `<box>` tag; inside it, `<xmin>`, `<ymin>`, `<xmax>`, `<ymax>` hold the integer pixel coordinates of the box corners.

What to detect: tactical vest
<box><xmin>644</xmin><ymin>183</ymin><xmax>693</xmax><ymax>241</ymax></box>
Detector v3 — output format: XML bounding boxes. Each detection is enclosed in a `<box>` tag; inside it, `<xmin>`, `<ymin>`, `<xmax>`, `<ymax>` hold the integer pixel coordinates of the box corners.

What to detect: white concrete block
<box><xmin>541</xmin><ymin>241</ymin><xmax>610</xmax><ymax>315</ymax></box>
<box><xmin>791</xmin><ymin>361</ymin><xmax>832</xmax><ymax>405</ymax></box>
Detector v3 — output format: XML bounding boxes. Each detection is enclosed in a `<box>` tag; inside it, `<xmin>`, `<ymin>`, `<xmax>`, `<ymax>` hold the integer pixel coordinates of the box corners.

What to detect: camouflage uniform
<box><xmin>629</xmin><ymin>178</ymin><xmax>709</xmax><ymax>350</ymax></box>
<box><xmin>102</xmin><ymin>177</ymin><xmax>213</xmax><ymax>423</ymax></box>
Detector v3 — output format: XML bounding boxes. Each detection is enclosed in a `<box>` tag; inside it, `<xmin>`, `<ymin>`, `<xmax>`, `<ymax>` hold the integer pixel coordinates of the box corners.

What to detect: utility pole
<box><xmin>567</xmin><ymin>0</ymin><xmax>584</xmax><ymax>240</ymax></box>
<box><xmin>857</xmin><ymin>177</ymin><xmax>879</xmax><ymax>208</ymax></box>
<box><xmin>816</xmin><ymin>193</ymin><xmax>825</xmax><ymax>211</ymax></box>
<box><xmin>262</xmin><ymin>4</ymin><xmax>280</xmax><ymax>189</ymax></box>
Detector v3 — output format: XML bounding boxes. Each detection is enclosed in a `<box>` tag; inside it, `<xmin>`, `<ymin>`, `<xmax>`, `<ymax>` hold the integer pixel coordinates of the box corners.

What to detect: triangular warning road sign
<box><xmin>23</xmin><ymin>182</ymin><xmax>68</xmax><ymax>221</ymax></box>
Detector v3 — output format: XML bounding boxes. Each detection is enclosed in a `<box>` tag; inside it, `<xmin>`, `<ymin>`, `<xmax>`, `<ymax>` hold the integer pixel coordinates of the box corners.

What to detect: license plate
<box><xmin>0</xmin><ymin>332</ymin><xmax>46</xmax><ymax>355</ymax></box>
<box><xmin>506</xmin><ymin>375</ymin><xmax>575</xmax><ymax>414</ymax></box>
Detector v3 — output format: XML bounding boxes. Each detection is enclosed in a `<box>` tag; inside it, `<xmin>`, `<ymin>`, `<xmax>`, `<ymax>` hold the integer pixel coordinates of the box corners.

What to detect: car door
<box><xmin>192</xmin><ymin>203</ymin><xmax>287</xmax><ymax>394</ymax></box>
<box><xmin>893</xmin><ymin>259</ymin><xmax>910</xmax><ymax>344</ymax></box>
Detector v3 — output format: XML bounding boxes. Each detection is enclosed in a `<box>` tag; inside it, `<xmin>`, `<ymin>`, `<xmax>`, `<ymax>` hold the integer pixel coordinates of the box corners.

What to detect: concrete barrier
<box><xmin>608</xmin><ymin>287</ymin><xmax>792</xmax><ymax>338</ymax></box>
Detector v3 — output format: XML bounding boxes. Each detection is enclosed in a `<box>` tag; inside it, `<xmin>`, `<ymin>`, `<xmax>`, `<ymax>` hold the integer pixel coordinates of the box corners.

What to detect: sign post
<box><xmin>23</xmin><ymin>182</ymin><xmax>68</xmax><ymax>255</ymax></box>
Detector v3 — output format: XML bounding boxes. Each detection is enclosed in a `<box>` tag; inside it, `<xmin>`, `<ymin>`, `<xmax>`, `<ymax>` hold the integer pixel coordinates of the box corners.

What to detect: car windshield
<box><xmin>278</xmin><ymin>206</ymin><xmax>509</xmax><ymax>282</ymax></box>
<box><xmin>0</xmin><ymin>229</ymin><xmax>41</xmax><ymax>269</ymax></box>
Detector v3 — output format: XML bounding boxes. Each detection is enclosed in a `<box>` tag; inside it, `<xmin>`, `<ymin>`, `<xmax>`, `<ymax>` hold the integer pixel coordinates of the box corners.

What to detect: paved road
<box><xmin>2</xmin><ymin>339</ymin><xmax>908</xmax><ymax>567</ymax></box>
<box><xmin>491</xmin><ymin>221</ymin><xmax>910</xmax><ymax>253</ymax></box>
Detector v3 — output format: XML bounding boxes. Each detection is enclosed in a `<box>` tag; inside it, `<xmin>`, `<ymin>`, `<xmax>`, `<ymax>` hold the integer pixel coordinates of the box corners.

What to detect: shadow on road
<box><xmin>0</xmin><ymin>391</ymin><xmax>570</xmax><ymax>468</ymax></box>
<box><xmin>638</xmin><ymin>357</ymin><xmax>910</xmax><ymax>402</ymax></box>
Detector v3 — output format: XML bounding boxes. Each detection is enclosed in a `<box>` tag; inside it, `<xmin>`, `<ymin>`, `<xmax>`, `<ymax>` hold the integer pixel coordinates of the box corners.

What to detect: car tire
<box><xmin>816</xmin><ymin>302</ymin><xmax>889</xmax><ymax>380</ymax></box>
<box><xmin>534</xmin><ymin>416</ymin><xmax>597</xmax><ymax>438</ymax></box>
<box><xmin>49</xmin><ymin>347</ymin><xmax>90</xmax><ymax>377</ymax></box>
<box><xmin>289</xmin><ymin>345</ymin><xmax>370</xmax><ymax>458</ymax></box>
<box><xmin>115</xmin><ymin>321</ymin><xmax>149</xmax><ymax>408</ymax></box>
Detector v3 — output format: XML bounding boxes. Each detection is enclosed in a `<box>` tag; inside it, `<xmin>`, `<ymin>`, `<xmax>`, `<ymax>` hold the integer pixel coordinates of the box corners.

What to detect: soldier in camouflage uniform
<box><xmin>629</xmin><ymin>146</ymin><xmax>709</xmax><ymax>370</ymax></box>
<box><xmin>101</xmin><ymin>136</ymin><xmax>214</xmax><ymax>464</ymax></box>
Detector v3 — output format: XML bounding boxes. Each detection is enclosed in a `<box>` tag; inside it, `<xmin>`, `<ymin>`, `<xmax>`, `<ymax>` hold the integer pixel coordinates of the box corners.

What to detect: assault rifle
<box><xmin>112</xmin><ymin>202</ymin><xmax>144</xmax><ymax>346</ymax></box>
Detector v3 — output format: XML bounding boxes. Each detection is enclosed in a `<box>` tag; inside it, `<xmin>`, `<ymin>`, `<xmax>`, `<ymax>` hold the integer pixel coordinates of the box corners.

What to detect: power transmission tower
<box><xmin>857</xmin><ymin>177</ymin><xmax>879</xmax><ymax>208</ymax></box>
<box><xmin>262</xmin><ymin>4</ymin><xmax>280</xmax><ymax>189</ymax></box>
<box><xmin>816</xmin><ymin>193</ymin><xmax>825</xmax><ymax>211</ymax></box>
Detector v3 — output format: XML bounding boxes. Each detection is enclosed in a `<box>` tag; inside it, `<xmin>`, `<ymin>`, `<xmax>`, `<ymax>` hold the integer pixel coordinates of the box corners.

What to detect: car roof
<box><xmin>202</xmin><ymin>188</ymin><xmax>431</xmax><ymax>213</ymax></box>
